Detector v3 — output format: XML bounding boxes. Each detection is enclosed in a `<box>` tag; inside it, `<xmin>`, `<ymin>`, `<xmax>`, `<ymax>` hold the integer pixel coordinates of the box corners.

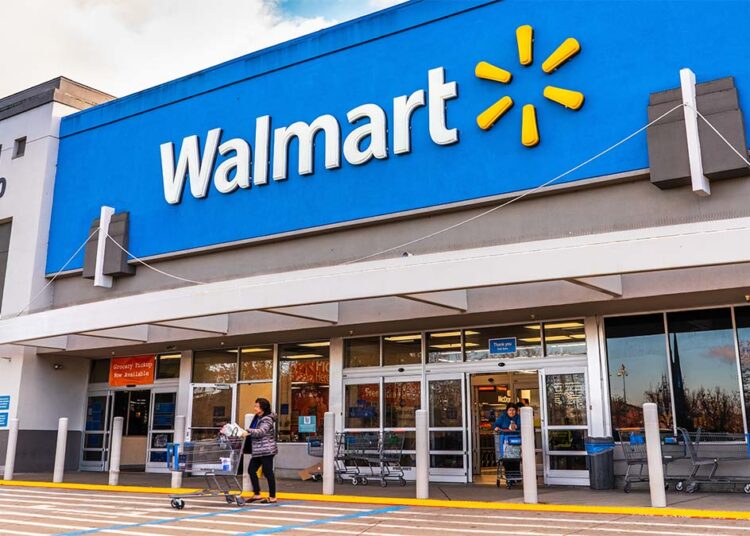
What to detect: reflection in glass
<box><xmin>239</xmin><ymin>346</ymin><xmax>273</xmax><ymax>381</ymax></box>
<box><xmin>385</xmin><ymin>381</ymin><xmax>420</xmax><ymax>428</ymax></box>
<box><xmin>735</xmin><ymin>306</ymin><xmax>750</xmax><ymax>432</ymax></box>
<box><xmin>383</xmin><ymin>334</ymin><xmax>422</xmax><ymax>366</ymax></box>
<box><xmin>430</xmin><ymin>454</ymin><xmax>464</xmax><ymax>468</ymax></box>
<box><xmin>547</xmin><ymin>430</ymin><xmax>585</xmax><ymax>451</ymax></box>
<box><xmin>430</xmin><ymin>431</ymin><xmax>463</xmax><ymax>451</ymax></box>
<box><xmin>190</xmin><ymin>385</ymin><xmax>233</xmax><ymax>435</ymax></box>
<box><xmin>465</xmin><ymin>325</ymin><xmax>542</xmax><ymax>360</ymax></box>
<box><xmin>236</xmin><ymin>382</ymin><xmax>273</xmax><ymax>424</ymax></box>
<box><xmin>605</xmin><ymin>314</ymin><xmax>673</xmax><ymax>429</ymax></box>
<box><xmin>192</xmin><ymin>350</ymin><xmax>238</xmax><ymax>383</ymax></box>
<box><xmin>427</xmin><ymin>331</ymin><xmax>462</xmax><ymax>363</ymax></box>
<box><xmin>152</xmin><ymin>392</ymin><xmax>176</xmax><ymax>430</ymax></box>
<box><xmin>278</xmin><ymin>342</ymin><xmax>330</xmax><ymax>442</ymax></box>
<box><xmin>543</xmin><ymin>321</ymin><xmax>587</xmax><ymax>356</ymax></box>
<box><xmin>667</xmin><ymin>308</ymin><xmax>743</xmax><ymax>433</ymax></box>
<box><xmin>345</xmin><ymin>383</ymin><xmax>380</xmax><ymax>429</ymax></box>
<box><xmin>549</xmin><ymin>455</ymin><xmax>587</xmax><ymax>470</ymax></box>
<box><xmin>428</xmin><ymin>380</ymin><xmax>463</xmax><ymax>427</ymax></box>
<box><xmin>344</xmin><ymin>337</ymin><xmax>380</xmax><ymax>368</ymax></box>
<box><xmin>545</xmin><ymin>373</ymin><xmax>587</xmax><ymax>426</ymax></box>
<box><xmin>156</xmin><ymin>354</ymin><xmax>181</xmax><ymax>379</ymax></box>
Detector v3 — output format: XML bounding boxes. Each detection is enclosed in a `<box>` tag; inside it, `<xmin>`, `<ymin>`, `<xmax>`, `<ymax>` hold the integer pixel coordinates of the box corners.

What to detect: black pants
<box><xmin>248</xmin><ymin>455</ymin><xmax>276</xmax><ymax>498</ymax></box>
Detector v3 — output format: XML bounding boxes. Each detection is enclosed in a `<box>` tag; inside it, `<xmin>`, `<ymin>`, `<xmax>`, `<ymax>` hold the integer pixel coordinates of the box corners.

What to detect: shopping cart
<box><xmin>617</xmin><ymin>428</ymin><xmax>687</xmax><ymax>493</ymax></box>
<box><xmin>306</xmin><ymin>437</ymin><xmax>324</xmax><ymax>481</ymax></box>
<box><xmin>334</xmin><ymin>432</ymin><xmax>378</xmax><ymax>485</ymax></box>
<box><xmin>675</xmin><ymin>428</ymin><xmax>750</xmax><ymax>494</ymax></box>
<box><xmin>167</xmin><ymin>435</ymin><xmax>245</xmax><ymax>509</ymax></box>
<box><xmin>374</xmin><ymin>432</ymin><xmax>406</xmax><ymax>487</ymax></box>
<box><xmin>495</xmin><ymin>432</ymin><xmax>522</xmax><ymax>489</ymax></box>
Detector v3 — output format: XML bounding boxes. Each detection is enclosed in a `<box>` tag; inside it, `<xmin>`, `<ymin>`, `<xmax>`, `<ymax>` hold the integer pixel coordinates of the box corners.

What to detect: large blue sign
<box><xmin>0</xmin><ymin>413</ymin><xmax>8</xmax><ymax>428</ymax></box>
<box><xmin>0</xmin><ymin>395</ymin><xmax>9</xmax><ymax>411</ymax></box>
<box><xmin>489</xmin><ymin>338</ymin><xmax>517</xmax><ymax>356</ymax></box>
<box><xmin>47</xmin><ymin>0</ymin><xmax>750</xmax><ymax>273</ymax></box>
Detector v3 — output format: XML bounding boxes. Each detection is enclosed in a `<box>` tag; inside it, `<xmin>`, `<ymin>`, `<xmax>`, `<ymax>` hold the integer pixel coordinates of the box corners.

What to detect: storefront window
<box><xmin>465</xmin><ymin>324</ymin><xmax>542</xmax><ymax>360</ymax></box>
<box><xmin>345</xmin><ymin>383</ymin><xmax>380</xmax><ymax>429</ymax></box>
<box><xmin>427</xmin><ymin>331</ymin><xmax>462</xmax><ymax>363</ymax></box>
<box><xmin>543</xmin><ymin>320</ymin><xmax>587</xmax><ymax>356</ymax></box>
<box><xmin>239</xmin><ymin>346</ymin><xmax>273</xmax><ymax>381</ymax></box>
<box><xmin>735</xmin><ymin>306</ymin><xmax>750</xmax><ymax>432</ymax></box>
<box><xmin>667</xmin><ymin>308</ymin><xmax>744</xmax><ymax>433</ymax></box>
<box><xmin>383</xmin><ymin>334</ymin><xmax>422</xmax><ymax>366</ymax></box>
<box><xmin>384</xmin><ymin>381</ymin><xmax>420</xmax><ymax>428</ymax></box>
<box><xmin>344</xmin><ymin>337</ymin><xmax>380</xmax><ymax>368</ymax></box>
<box><xmin>236</xmin><ymin>382</ymin><xmax>273</xmax><ymax>424</ymax></box>
<box><xmin>192</xmin><ymin>350</ymin><xmax>237</xmax><ymax>383</ymax></box>
<box><xmin>190</xmin><ymin>385</ymin><xmax>233</xmax><ymax>441</ymax></box>
<box><xmin>605</xmin><ymin>314</ymin><xmax>673</xmax><ymax>429</ymax></box>
<box><xmin>156</xmin><ymin>354</ymin><xmax>181</xmax><ymax>379</ymax></box>
<box><xmin>90</xmin><ymin>359</ymin><xmax>110</xmax><ymax>383</ymax></box>
<box><xmin>277</xmin><ymin>342</ymin><xmax>329</xmax><ymax>442</ymax></box>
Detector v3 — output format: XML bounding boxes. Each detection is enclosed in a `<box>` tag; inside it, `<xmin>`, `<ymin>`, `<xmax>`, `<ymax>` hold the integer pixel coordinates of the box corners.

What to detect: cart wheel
<box><xmin>686</xmin><ymin>482</ymin><xmax>699</xmax><ymax>494</ymax></box>
<box><xmin>399</xmin><ymin>478</ymin><xmax>406</xmax><ymax>487</ymax></box>
<box><xmin>225</xmin><ymin>495</ymin><xmax>235</xmax><ymax>504</ymax></box>
<box><xmin>380</xmin><ymin>479</ymin><xmax>388</xmax><ymax>488</ymax></box>
<box><xmin>171</xmin><ymin>499</ymin><xmax>185</xmax><ymax>510</ymax></box>
<box><xmin>360</xmin><ymin>477</ymin><xmax>369</xmax><ymax>486</ymax></box>
<box><xmin>664</xmin><ymin>482</ymin><xmax>669</xmax><ymax>490</ymax></box>
<box><xmin>623</xmin><ymin>482</ymin><xmax>631</xmax><ymax>493</ymax></box>
<box><xmin>312</xmin><ymin>474</ymin><xmax>322</xmax><ymax>482</ymax></box>
<box><xmin>675</xmin><ymin>481</ymin><xmax>684</xmax><ymax>492</ymax></box>
<box><xmin>336</xmin><ymin>476</ymin><xmax>344</xmax><ymax>485</ymax></box>
<box><xmin>352</xmin><ymin>477</ymin><xmax>360</xmax><ymax>486</ymax></box>
<box><xmin>235</xmin><ymin>497</ymin><xmax>246</xmax><ymax>506</ymax></box>
<box><xmin>743</xmin><ymin>484</ymin><xmax>750</xmax><ymax>494</ymax></box>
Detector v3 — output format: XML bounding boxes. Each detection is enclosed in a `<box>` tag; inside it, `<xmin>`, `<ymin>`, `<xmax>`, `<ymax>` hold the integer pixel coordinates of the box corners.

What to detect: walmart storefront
<box><xmin>1</xmin><ymin>0</ymin><xmax>749</xmax><ymax>485</ymax></box>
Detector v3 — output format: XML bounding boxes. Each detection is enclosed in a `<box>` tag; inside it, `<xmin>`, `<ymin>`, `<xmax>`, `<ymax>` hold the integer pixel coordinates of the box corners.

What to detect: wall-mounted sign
<box><xmin>298</xmin><ymin>415</ymin><xmax>317</xmax><ymax>433</ymax></box>
<box><xmin>489</xmin><ymin>338</ymin><xmax>517</xmax><ymax>355</ymax></box>
<box><xmin>0</xmin><ymin>395</ymin><xmax>10</xmax><ymax>411</ymax></box>
<box><xmin>0</xmin><ymin>413</ymin><xmax>8</xmax><ymax>427</ymax></box>
<box><xmin>109</xmin><ymin>355</ymin><xmax>155</xmax><ymax>387</ymax></box>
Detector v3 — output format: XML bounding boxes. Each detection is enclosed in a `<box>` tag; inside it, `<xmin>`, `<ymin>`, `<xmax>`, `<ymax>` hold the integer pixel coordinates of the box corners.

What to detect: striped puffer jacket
<box><xmin>246</xmin><ymin>413</ymin><xmax>278</xmax><ymax>456</ymax></box>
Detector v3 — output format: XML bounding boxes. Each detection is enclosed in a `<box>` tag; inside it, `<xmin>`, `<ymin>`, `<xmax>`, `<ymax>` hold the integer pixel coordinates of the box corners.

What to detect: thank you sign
<box><xmin>489</xmin><ymin>338</ymin><xmax>517</xmax><ymax>356</ymax></box>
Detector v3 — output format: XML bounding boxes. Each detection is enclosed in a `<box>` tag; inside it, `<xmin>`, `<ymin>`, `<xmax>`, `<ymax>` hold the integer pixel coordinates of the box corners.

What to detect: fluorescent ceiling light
<box><xmin>159</xmin><ymin>354</ymin><xmax>181</xmax><ymax>360</ymax></box>
<box><xmin>570</xmin><ymin>334</ymin><xmax>586</xmax><ymax>339</ymax></box>
<box><xmin>298</xmin><ymin>341</ymin><xmax>331</xmax><ymax>348</ymax></box>
<box><xmin>430</xmin><ymin>331</ymin><xmax>462</xmax><ymax>338</ymax></box>
<box><xmin>519</xmin><ymin>337</ymin><xmax>542</xmax><ymax>343</ymax></box>
<box><xmin>384</xmin><ymin>335</ymin><xmax>421</xmax><ymax>342</ymax></box>
<box><xmin>430</xmin><ymin>343</ymin><xmax>462</xmax><ymax>349</ymax></box>
<box><xmin>284</xmin><ymin>353</ymin><xmax>323</xmax><ymax>359</ymax></box>
<box><xmin>242</xmin><ymin>347</ymin><xmax>272</xmax><ymax>353</ymax></box>
<box><xmin>545</xmin><ymin>335</ymin><xmax>574</xmax><ymax>341</ymax></box>
<box><xmin>544</xmin><ymin>322</ymin><xmax>584</xmax><ymax>329</ymax></box>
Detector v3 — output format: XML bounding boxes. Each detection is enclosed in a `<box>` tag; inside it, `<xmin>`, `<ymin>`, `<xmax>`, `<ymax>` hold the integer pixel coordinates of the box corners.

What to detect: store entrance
<box><xmin>469</xmin><ymin>371</ymin><xmax>541</xmax><ymax>485</ymax></box>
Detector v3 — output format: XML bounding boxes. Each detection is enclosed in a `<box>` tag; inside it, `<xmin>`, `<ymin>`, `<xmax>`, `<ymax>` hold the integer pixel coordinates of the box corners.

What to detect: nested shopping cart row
<box><xmin>326</xmin><ymin>431</ymin><xmax>407</xmax><ymax>487</ymax></box>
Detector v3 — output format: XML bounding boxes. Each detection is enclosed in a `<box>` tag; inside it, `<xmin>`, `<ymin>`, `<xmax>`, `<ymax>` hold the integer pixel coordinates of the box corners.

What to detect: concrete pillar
<box><xmin>108</xmin><ymin>417</ymin><xmax>124</xmax><ymax>486</ymax></box>
<box><xmin>53</xmin><ymin>417</ymin><xmax>68</xmax><ymax>483</ymax></box>
<box><xmin>520</xmin><ymin>406</ymin><xmax>538</xmax><ymax>504</ymax></box>
<box><xmin>171</xmin><ymin>415</ymin><xmax>186</xmax><ymax>488</ymax></box>
<box><xmin>3</xmin><ymin>418</ymin><xmax>19</xmax><ymax>481</ymax></box>
<box><xmin>242</xmin><ymin>413</ymin><xmax>253</xmax><ymax>493</ymax></box>
<box><xmin>415</xmin><ymin>409</ymin><xmax>429</xmax><ymax>499</ymax></box>
<box><xmin>643</xmin><ymin>403</ymin><xmax>666</xmax><ymax>507</ymax></box>
<box><xmin>322</xmin><ymin>412</ymin><xmax>335</xmax><ymax>495</ymax></box>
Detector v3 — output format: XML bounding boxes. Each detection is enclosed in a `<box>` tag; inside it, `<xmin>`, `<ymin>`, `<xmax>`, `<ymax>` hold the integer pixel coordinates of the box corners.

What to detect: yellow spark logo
<box><xmin>476</xmin><ymin>25</ymin><xmax>584</xmax><ymax>147</ymax></box>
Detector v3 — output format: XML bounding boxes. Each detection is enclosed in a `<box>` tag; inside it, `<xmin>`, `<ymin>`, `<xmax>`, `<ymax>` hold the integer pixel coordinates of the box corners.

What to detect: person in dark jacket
<box><xmin>246</xmin><ymin>398</ymin><xmax>278</xmax><ymax>503</ymax></box>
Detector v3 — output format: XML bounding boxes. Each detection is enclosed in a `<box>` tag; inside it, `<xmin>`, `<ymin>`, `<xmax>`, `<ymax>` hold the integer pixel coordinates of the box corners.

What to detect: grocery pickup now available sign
<box><xmin>109</xmin><ymin>355</ymin><xmax>156</xmax><ymax>387</ymax></box>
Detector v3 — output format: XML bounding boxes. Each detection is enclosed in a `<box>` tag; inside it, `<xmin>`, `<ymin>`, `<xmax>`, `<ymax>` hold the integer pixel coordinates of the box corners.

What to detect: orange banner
<box><xmin>109</xmin><ymin>355</ymin><xmax>155</xmax><ymax>387</ymax></box>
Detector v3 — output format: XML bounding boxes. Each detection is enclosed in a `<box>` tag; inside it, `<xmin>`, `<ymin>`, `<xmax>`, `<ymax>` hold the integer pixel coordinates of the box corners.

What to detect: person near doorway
<box><xmin>246</xmin><ymin>398</ymin><xmax>278</xmax><ymax>503</ymax></box>
<box><xmin>493</xmin><ymin>403</ymin><xmax>520</xmax><ymax>432</ymax></box>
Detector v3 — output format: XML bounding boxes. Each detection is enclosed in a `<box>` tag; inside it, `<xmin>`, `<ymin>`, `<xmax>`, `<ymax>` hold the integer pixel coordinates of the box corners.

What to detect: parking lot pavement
<box><xmin>0</xmin><ymin>486</ymin><xmax>748</xmax><ymax>536</ymax></box>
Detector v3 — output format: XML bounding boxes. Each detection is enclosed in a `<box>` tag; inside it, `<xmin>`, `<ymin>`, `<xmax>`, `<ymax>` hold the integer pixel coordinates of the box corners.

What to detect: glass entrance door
<box><xmin>541</xmin><ymin>367</ymin><xmax>590</xmax><ymax>485</ymax></box>
<box><xmin>81</xmin><ymin>392</ymin><xmax>112</xmax><ymax>471</ymax></box>
<box><xmin>427</xmin><ymin>374</ymin><xmax>468</xmax><ymax>482</ymax></box>
<box><xmin>146</xmin><ymin>390</ymin><xmax>177</xmax><ymax>472</ymax></box>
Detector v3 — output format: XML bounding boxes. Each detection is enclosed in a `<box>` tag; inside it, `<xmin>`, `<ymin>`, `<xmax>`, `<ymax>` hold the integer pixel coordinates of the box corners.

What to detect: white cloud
<box><xmin>0</xmin><ymin>0</ymin><xmax>338</xmax><ymax>98</ymax></box>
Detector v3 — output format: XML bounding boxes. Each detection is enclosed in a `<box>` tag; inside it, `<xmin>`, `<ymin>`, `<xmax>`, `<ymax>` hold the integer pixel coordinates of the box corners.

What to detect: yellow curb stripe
<box><xmin>1</xmin><ymin>480</ymin><xmax>748</xmax><ymax>521</ymax></box>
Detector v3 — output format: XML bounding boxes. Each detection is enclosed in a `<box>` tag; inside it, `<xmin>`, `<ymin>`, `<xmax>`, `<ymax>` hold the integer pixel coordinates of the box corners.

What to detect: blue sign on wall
<box><xmin>47</xmin><ymin>0</ymin><xmax>750</xmax><ymax>273</ymax></box>
<box><xmin>298</xmin><ymin>415</ymin><xmax>317</xmax><ymax>433</ymax></box>
<box><xmin>0</xmin><ymin>413</ymin><xmax>8</xmax><ymax>428</ymax></box>
<box><xmin>489</xmin><ymin>338</ymin><xmax>517</xmax><ymax>355</ymax></box>
<box><xmin>0</xmin><ymin>395</ymin><xmax>10</xmax><ymax>411</ymax></box>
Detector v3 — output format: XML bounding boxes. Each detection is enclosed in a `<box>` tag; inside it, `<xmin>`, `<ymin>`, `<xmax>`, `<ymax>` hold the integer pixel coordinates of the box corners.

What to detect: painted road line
<box><xmin>397</xmin><ymin>510</ymin><xmax>750</xmax><ymax>530</ymax></box>
<box><xmin>1</xmin><ymin>529</ymin><xmax>51</xmax><ymax>536</ymax></box>
<box><xmin>233</xmin><ymin>505</ymin><xmax>407</xmax><ymax>536</ymax></box>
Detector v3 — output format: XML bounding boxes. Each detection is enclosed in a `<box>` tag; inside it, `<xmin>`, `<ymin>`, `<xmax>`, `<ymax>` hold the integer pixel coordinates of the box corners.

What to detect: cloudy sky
<box><xmin>0</xmin><ymin>0</ymin><xmax>404</xmax><ymax>99</ymax></box>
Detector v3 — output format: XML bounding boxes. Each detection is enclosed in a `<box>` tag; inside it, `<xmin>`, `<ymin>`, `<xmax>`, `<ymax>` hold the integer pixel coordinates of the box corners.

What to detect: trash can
<box><xmin>585</xmin><ymin>436</ymin><xmax>615</xmax><ymax>490</ymax></box>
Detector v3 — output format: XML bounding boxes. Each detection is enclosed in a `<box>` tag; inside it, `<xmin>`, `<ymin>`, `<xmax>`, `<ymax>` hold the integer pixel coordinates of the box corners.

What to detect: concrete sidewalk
<box><xmin>6</xmin><ymin>471</ymin><xmax>749</xmax><ymax>513</ymax></box>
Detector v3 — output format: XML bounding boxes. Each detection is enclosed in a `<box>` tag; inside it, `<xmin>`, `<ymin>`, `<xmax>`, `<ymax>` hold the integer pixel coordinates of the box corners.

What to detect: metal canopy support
<box><xmin>264</xmin><ymin>303</ymin><xmax>340</xmax><ymax>324</ymax></box>
<box><xmin>400</xmin><ymin>290</ymin><xmax>468</xmax><ymax>312</ymax></box>
<box><xmin>94</xmin><ymin>205</ymin><xmax>115</xmax><ymax>288</ymax></box>
<box><xmin>568</xmin><ymin>275</ymin><xmax>623</xmax><ymax>297</ymax></box>
<box><xmin>680</xmin><ymin>68</ymin><xmax>711</xmax><ymax>196</ymax></box>
<box><xmin>154</xmin><ymin>314</ymin><xmax>229</xmax><ymax>334</ymax></box>
<box><xmin>82</xmin><ymin>325</ymin><xmax>149</xmax><ymax>342</ymax></box>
